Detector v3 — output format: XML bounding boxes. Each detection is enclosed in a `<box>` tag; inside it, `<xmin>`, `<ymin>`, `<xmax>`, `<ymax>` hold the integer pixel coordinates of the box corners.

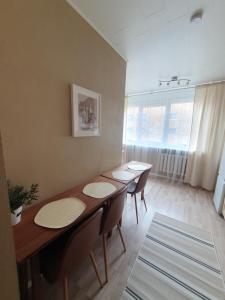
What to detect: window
<box><xmin>167</xmin><ymin>102</ymin><xmax>193</xmax><ymax>147</ymax></box>
<box><xmin>126</xmin><ymin>106</ymin><xmax>139</xmax><ymax>142</ymax></box>
<box><xmin>124</xmin><ymin>89</ymin><xmax>195</xmax><ymax>150</ymax></box>
<box><xmin>141</xmin><ymin>106</ymin><xmax>165</xmax><ymax>143</ymax></box>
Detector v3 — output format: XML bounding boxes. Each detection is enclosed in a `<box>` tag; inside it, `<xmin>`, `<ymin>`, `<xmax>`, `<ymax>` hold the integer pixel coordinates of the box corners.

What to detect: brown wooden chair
<box><xmin>100</xmin><ymin>187</ymin><xmax>127</xmax><ymax>283</ymax></box>
<box><xmin>40</xmin><ymin>209</ymin><xmax>103</xmax><ymax>300</ymax></box>
<box><xmin>127</xmin><ymin>168</ymin><xmax>151</xmax><ymax>224</ymax></box>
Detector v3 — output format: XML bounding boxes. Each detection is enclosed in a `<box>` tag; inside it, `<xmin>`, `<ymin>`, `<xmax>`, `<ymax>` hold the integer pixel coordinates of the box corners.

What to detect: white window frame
<box><xmin>125</xmin><ymin>89</ymin><xmax>195</xmax><ymax>151</ymax></box>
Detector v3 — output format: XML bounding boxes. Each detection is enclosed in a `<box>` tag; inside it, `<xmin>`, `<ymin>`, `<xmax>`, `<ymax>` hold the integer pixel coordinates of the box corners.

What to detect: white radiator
<box><xmin>124</xmin><ymin>145</ymin><xmax>188</xmax><ymax>180</ymax></box>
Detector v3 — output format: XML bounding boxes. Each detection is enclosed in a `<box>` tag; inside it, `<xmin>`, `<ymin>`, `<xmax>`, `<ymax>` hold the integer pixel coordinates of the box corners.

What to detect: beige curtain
<box><xmin>185</xmin><ymin>82</ymin><xmax>225</xmax><ymax>191</ymax></box>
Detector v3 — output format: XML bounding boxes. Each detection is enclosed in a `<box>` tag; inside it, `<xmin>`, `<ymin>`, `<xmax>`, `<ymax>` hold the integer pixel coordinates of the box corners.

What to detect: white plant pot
<box><xmin>11</xmin><ymin>206</ymin><xmax>23</xmax><ymax>226</ymax></box>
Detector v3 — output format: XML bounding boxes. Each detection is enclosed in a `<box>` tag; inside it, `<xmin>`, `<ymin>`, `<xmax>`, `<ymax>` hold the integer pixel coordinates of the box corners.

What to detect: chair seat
<box><xmin>127</xmin><ymin>181</ymin><xmax>137</xmax><ymax>194</ymax></box>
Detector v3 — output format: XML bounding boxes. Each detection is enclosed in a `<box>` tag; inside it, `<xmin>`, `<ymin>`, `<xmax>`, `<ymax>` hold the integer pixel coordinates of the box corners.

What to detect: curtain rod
<box><xmin>127</xmin><ymin>79</ymin><xmax>225</xmax><ymax>97</ymax></box>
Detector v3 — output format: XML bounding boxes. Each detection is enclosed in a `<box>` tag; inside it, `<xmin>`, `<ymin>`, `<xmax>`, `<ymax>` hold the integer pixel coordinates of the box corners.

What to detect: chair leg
<box><xmin>134</xmin><ymin>194</ymin><xmax>139</xmax><ymax>224</ymax></box>
<box><xmin>117</xmin><ymin>224</ymin><xmax>126</xmax><ymax>252</ymax></box>
<box><xmin>89</xmin><ymin>252</ymin><xmax>103</xmax><ymax>288</ymax></box>
<box><xmin>63</xmin><ymin>277</ymin><xmax>69</xmax><ymax>300</ymax></box>
<box><xmin>102</xmin><ymin>234</ymin><xmax>108</xmax><ymax>283</ymax></box>
<box><xmin>141</xmin><ymin>190</ymin><xmax>147</xmax><ymax>211</ymax></box>
<box><xmin>143</xmin><ymin>198</ymin><xmax>147</xmax><ymax>211</ymax></box>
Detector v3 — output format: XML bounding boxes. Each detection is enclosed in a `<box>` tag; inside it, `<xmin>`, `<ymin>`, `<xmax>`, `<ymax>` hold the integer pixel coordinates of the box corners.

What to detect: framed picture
<box><xmin>71</xmin><ymin>84</ymin><xmax>101</xmax><ymax>137</ymax></box>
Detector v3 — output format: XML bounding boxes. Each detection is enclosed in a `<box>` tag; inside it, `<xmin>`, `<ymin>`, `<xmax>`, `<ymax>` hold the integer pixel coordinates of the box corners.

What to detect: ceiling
<box><xmin>67</xmin><ymin>0</ymin><xmax>225</xmax><ymax>94</ymax></box>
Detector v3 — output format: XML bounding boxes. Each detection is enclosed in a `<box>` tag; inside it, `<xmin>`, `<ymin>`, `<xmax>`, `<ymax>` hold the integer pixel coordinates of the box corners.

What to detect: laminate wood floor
<box><xmin>42</xmin><ymin>177</ymin><xmax>225</xmax><ymax>300</ymax></box>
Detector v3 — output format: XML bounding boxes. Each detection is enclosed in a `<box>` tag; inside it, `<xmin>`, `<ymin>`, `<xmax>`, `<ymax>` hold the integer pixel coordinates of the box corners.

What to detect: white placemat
<box><xmin>83</xmin><ymin>182</ymin><xmax>116</xmax><ymax>198</ymax></box>
<box><xmin>128</xmin><ymin>163</ymin><xmax>150</xmax><ymax>171</ymax></box>
<box><xmin>34</xmin><ymin>197</ymin><xmax>86</xmax><ymax>229</ymax></box>
<box><xmin>112</xmin><ymin>170</ymin><xmax>135</xmax><ymax>181</ymax></box>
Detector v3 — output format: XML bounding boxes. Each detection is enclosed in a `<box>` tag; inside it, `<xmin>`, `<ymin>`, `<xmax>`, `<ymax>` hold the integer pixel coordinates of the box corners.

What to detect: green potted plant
<box><xmin>8</xmin><ymin>181</ymin><xmax>39</xmax><ymax>225</ymax></box>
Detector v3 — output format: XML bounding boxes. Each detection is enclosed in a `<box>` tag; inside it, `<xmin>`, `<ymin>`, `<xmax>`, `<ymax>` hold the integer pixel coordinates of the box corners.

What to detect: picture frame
<box><xmin>71</xmin><ymin>84</ymin><xmax>101</xmax><ymax>137</ymax></box>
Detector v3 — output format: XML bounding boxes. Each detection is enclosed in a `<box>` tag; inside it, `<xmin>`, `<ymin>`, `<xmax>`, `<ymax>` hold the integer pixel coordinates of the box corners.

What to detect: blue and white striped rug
<box><xmin>121</xmin><ymin>213</ymin><xmax>225</xmax><ymax>300</ymax></box>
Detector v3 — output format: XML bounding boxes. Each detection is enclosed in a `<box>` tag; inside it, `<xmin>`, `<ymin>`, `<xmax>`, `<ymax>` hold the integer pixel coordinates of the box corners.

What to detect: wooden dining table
<box><xmin>14</xmin><ymin>175</ymin><xmax>125</xmax><ymax>300</ymax></box>
<box><xmin>13</xmin><ymin>161</ymin><xmax>151</xmax><ymax>300</ymax></box>
<box><xmin>101</xmin><ymin>161</ymin><xmax>152</xmax><ymax>185</ymax></box>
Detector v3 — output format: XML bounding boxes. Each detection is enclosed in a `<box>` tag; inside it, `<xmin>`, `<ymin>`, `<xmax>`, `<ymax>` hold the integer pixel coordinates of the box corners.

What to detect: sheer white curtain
<box><xmin>185</xmin><ymin>83</ymin><xmax>225</xmax><ymax>190</ymax></box>
<box><xmin>125</xmin><ymin>145</ymin><xmax>188</xmax><ymax>179</ymax></box>
<box><xmin>123</xmin><ymin>88</ymin><xmax>195</xmax><ymax>180</ymax></box>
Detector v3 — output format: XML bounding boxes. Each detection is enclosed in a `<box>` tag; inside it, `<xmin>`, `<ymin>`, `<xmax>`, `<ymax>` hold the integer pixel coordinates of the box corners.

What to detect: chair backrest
<box><xmin>135</xmin><ymin>168</ymin><xmax>151</xmax><ymax>193</ymax></box>
<box><xmin>60</xmin><ymin>209</ymin><xmax>102</xmax><ymax>277</ymax></box>
<box><xmin>101</xmin><ymin>187</ymin><xmax>127</xmax><ymax>234</ymax></box>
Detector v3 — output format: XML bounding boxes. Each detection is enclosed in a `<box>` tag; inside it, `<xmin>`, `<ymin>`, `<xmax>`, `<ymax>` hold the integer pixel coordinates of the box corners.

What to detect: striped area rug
<box><xmin>121</xmin><ymin>213</ymin><xmax>225</xmax><ymax>300</ymax></box>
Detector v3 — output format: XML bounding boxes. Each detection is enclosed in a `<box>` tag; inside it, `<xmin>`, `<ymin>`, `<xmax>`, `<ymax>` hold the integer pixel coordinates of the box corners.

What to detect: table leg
<box><xmin>141</xmin><ymin>189</ymin><xmax>144</xmax><ymax>200</ymax></box>
<box><xmin>30</xmin><ymin>254</ymin><xmax>42</xmax><ymax>300</ymax></box>
<box><xmin>18</xmin><ymin>260</ymin><xmax>29</xmax><ymax>300</ymax></box>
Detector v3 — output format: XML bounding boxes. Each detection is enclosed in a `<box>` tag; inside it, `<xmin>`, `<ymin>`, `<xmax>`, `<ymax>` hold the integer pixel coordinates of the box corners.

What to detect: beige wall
<box><xmin>0</xmin><ymin>133</ymin><xmax>20</xmax><ymax>300</ymax></box>
<box><xmin>0</xmin><ymin>0</ymin><xmax>126</xmax><ymax>200</ymax></box>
